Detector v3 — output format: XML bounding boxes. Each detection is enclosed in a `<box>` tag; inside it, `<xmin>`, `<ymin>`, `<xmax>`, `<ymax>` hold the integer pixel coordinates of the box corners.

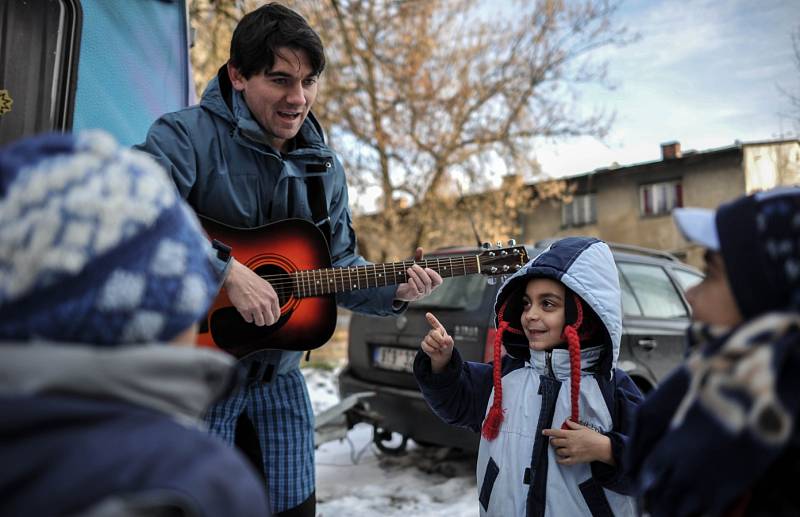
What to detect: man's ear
<box><xmin>227</xmin><ymin>62</ymin><xmax>246</xmax><ymax>91</ymax></box>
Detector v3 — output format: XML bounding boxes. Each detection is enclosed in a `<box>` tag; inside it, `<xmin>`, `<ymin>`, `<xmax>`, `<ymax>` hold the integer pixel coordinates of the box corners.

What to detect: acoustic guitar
<box><xmin>197</xmin><ymin>215</ymin><xmax>529</xmax><ymax>358</ymax></box>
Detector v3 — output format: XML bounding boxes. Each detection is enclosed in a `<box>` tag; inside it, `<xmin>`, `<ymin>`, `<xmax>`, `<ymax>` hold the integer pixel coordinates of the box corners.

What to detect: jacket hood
<box><xmin>493</xmin><ymin>237</ymin><xmax>622</xmax><ymax>373</ymax></box>
<box><xmin>200</xmin><ymin>65</ymin><xmax>327</xmax><ymax>150</ymax></box>
<box><xmin>0</xmin><ymin>343</ymin><xmax>238</xmax><ymax>421</ymax></box>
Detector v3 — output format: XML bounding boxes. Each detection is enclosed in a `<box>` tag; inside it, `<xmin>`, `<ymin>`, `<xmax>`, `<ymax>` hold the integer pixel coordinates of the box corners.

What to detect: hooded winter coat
<box><xmin>0</xmin><ymin>343</ymin><xmax>270</xmax><ymax>517</ymax></box>
<box><xmin>414</xmin><ymin>237</ymin><xmax>643</xmax><ymax>517</ymax></box>
<box><xmin>135</xmin><ymin>66</ymin><xmax>400</xmax><ymax>373</ymax></box>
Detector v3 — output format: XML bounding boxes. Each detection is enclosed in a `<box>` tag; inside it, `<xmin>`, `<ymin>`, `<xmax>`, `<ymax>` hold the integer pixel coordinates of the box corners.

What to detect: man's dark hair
<box><xmin>229</xmin><ymin>3</ymin><xmax>326</xmax><ymax>79</ymax></box>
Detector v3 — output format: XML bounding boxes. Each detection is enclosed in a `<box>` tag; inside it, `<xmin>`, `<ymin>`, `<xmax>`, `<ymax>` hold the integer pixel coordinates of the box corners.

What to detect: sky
<box><xmin>533</xmin><ymin>0</ymin><xmax>800</xmax><ymax>177</ymax></box>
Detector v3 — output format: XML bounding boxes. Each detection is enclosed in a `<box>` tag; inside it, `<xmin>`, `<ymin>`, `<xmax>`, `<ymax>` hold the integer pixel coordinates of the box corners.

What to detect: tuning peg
<box><xmin>482</xmin><ymin>242</ymin><xmax>491</xmax><ymax>249</ymax></box>
<box><xmin>496</xmin><ymin>241</ymin><xmax>503</xmax><ymax>248</ymax></box>
<box><xmin>487</xmin><ymin>277</ymin><xmax>497</xmax><ymax>286</ymax></box>
<box><xmin>507</xmin><ymin>239</ymin><xmax>516</xmax><ymax>246</ymax></box>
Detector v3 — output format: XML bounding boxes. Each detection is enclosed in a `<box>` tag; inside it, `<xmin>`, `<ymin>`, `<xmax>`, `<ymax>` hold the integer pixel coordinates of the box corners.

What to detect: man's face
<box><xmin>520</xmin><ymin>278</ymin><xmax>567</xmax><ymax>351</ymax></box>
<box><xmin>685</xmin><ymin>251</ymin><xmax>743</xmax><ymax>327</ymax></box>
<box><xmin>228</xmin><ymin>47</ymin><xmax>319</xmax><ymax>152</ymax></box>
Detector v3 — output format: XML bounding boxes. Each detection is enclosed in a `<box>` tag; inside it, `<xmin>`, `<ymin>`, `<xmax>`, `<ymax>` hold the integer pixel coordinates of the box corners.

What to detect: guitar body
<box><xmin>197</xmin><ymin>217</ymin><xmax>336</xmax><ymax>358</ymax></box>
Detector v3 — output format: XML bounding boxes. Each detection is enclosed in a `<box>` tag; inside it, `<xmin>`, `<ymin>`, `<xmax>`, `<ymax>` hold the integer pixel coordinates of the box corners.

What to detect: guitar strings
<box><xmin>252</xmin><ymin>256</ymin><xmax>485</xmax><ymax>292</ymax></box>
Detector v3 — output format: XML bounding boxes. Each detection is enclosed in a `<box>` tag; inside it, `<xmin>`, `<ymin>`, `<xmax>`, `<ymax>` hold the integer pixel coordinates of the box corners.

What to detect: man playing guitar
<box><xmin>136</xmin><ymin>4</ymin><xmax>442</xmax><ymax>516</ymax></box>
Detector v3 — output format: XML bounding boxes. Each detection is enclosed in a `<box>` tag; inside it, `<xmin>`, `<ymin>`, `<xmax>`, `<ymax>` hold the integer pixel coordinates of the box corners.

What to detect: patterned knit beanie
<box><xmin>0</xmin><ymin>131</ymin><xmax>222</xmax><ymax>345</ymax></box>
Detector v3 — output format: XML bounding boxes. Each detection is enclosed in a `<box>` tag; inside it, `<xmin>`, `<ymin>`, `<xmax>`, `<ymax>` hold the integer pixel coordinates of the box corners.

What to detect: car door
<box><xmin>618</xmin><ymin>260</ymin><xmax>693</xmax><ymax>384</ymax></box>
<box><xmin>0</xmin><ymin>0</ymin><xmax>81</xmax><ymax>145</ymax></box>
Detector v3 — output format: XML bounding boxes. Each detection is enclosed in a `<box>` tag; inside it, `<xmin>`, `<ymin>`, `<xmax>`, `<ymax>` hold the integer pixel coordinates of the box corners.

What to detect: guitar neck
<box><xmin>289</xmin><ymin>256</ymin><xmax>481</xmax><ymax>298</ymax></box>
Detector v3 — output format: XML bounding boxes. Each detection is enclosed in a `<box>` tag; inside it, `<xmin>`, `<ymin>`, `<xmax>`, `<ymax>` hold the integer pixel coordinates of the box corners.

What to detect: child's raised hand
<box><xmin>421</xmin><ymin>312</ymin><xmax>454</xmax><ymax>373</ymax></box>
<box><xmin>541</xmin><ymin>420</ymin><xmax>614</xmax><ymax>466</ymax></box>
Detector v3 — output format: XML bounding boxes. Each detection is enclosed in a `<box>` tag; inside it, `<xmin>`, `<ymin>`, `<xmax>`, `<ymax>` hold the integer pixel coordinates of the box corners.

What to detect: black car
<box><xmin>337</xmin><ymin>241</ymin><xmax>703</xmax><ymax>453</ymax></box>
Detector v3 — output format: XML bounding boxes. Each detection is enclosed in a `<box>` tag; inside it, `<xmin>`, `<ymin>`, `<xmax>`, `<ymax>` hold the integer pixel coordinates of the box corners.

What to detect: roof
<box><xmin>544</xmin><ymin>138</ymin><xmax>800</xmax><ymax>183</ymax></box>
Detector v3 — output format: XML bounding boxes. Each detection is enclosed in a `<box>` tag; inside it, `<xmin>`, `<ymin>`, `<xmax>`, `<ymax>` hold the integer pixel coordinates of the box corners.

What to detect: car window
<box><xmin>618</xmin><ymin>262</ymin><xmax>688</xmax><ymax>319</ymax></box>
<box><xmin>618</xmin><ymin>271</ymin><xmax>643</xmax><ymax>317</ymax></box>
<box><xmin>672</xmin><ymin>268</ymin><xmax>703</xmax><ymax>291</ymax></box>
<box><xmin>409</xmin><ymin>273</ymin><xmax>488</xmax><ymax>311</ymax></box>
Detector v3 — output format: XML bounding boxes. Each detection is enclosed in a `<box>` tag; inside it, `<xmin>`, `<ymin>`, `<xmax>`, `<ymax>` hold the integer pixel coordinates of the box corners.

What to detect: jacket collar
<box><xmin>0</xmin><ymin>343</ymin><xmax>238</xmax><ymax>422</ymax></box>
<box><xmin>528</xmin><ymin>345</ymin><xmax>604</xmax><ymax>380</ymax></box>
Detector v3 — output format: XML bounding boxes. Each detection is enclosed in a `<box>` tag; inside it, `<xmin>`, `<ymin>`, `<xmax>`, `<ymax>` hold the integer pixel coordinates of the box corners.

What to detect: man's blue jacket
<box><xmin>135</xmin><ymin>66</ymin><xmax>399</xmax><ymax>370</ymax></box>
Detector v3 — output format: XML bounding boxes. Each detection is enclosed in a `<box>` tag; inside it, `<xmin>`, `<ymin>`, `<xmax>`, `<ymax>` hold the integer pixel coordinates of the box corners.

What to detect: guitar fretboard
<box><xmin>289</xmin><ymin>256</ymin><xmax>481</xmax><ymax>298</ymax></box>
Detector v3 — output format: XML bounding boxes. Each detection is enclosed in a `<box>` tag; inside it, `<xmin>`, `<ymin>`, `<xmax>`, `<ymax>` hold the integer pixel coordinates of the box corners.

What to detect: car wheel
<box><xmin>372</xmin><ymin>425</ymin><xmax>408</xmax><ymax>455</ymax></box>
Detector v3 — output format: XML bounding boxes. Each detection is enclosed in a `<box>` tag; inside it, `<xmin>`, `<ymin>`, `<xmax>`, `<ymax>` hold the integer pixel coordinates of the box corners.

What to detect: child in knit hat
<box><xmin>0</xmin><ymin>131</ymin><xmax>270</xmax><ymax>517</ymax></box>
<box><xmin>626</xmin><ymin>187</ymin><xmax>800</xmax><ymax>517</ymax></box>
<box><xmin>414</xmin><ymin>236</ymin><xmax>643</xmax><ymax>516</ymax></box>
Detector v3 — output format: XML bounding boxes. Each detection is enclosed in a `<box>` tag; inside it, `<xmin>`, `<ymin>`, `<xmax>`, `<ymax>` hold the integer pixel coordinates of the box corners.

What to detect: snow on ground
<box><xmin>302</xmin><ymin>366</ymin><xmax>479</xmax><ymax>517</ymax></box>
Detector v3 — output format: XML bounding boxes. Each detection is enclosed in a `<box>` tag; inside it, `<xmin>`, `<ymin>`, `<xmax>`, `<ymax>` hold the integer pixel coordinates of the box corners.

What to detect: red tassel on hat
<box><xmin>481</xmin><ymin>320</ymin><xmax>508</xmax><ymax>440</ymax></box>
<box><xmin>561</xmin><ymin>293</ymin><xmax>584</xmax><ymax>429</ymax></box>
<box><xmin>482</xmin><ymin>301</ymin><xmax>523</xmax><ymax>441</ymax></box>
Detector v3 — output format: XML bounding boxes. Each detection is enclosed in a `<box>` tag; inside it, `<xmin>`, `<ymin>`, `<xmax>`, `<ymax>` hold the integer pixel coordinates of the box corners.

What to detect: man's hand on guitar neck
<box><xmin>394</xmin><ymin>247</ymin><xmax>444</xmax><ymax>302</ymax></box>
<box><xmin>224</xmin><ymin>259</ymin><xmax>281</xmax><ymax>326</ymax></box>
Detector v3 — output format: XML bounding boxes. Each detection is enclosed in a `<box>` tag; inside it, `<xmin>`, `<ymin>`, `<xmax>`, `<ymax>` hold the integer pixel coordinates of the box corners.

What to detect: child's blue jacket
<box><xmin>415</xmin><ymin>237</ymin><xmax>643</xmax><ymax>516</ymax></box>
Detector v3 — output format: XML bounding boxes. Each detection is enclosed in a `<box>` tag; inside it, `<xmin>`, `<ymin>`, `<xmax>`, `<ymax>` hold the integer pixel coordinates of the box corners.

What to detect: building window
<box><xmin>639</xmin><ymin>180</ymin><xmax>682</xmax><ymax>217</ymax></box>
<box><xmin>562</xmin><ymin>193</ymin><xmax>596</xmax><ymax>227</ymax></box>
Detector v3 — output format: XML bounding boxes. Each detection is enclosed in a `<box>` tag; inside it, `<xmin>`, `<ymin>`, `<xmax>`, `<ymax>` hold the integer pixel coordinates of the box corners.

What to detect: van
<box><xmin>0</xmin><ymin>0</ymin><xmax>192</xmax><ymax>146</ymax></box>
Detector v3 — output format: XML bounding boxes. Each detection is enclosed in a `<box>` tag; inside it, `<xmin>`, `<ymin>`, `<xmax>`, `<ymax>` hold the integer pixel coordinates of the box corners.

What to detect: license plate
<box><xmin>373</xmin><ymin>346</ymin><xmax>416</xmax><ymax>372</ymax></box>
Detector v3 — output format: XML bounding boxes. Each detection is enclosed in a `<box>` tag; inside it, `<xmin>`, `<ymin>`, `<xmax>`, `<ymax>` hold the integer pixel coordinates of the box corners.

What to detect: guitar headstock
<box><xmin>477</xmin><ymin>240</ymin><xmax>529</xmax><ymax>277</ymax></box>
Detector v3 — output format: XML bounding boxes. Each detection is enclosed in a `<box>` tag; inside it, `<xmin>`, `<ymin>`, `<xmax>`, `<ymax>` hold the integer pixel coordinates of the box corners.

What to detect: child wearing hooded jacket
<box><xmin>414</xmin><ymin>237</ymin><xmax>644</xmax><ymax>517</ymax></box>
<box><xmin>626</xmin><ymin>186</ymin><xmax>800</xmax><ymax>516</ymax></box>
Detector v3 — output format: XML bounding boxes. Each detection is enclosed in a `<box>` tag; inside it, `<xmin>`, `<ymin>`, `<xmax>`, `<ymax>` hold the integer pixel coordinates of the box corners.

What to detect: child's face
<box><xmin>520</xmin><ymin>278</ymin><xmax>566</xmax><ymax>351</ymax></box>
<box><xmin>685</xmin><ymin>251</ymin><xmax>743</xmax><ymax>327</ymax></box>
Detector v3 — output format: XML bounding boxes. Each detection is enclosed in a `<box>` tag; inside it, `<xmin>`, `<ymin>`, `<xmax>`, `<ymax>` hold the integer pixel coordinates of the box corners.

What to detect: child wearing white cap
<box><xmin>627</xmin><ymin>186</ymin><xmax>800</xmax><ymax>516</ymax></box>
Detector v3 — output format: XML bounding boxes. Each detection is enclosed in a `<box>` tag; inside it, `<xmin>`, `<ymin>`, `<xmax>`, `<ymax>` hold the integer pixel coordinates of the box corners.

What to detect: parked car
<box><xmin>337</xmin><ymin>240</ymin><xmax>703</xmax><ymax>453</ymax></box>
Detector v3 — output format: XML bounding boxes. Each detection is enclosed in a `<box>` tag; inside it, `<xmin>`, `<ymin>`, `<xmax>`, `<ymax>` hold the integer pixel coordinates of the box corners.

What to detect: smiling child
<box><xmin>415</xmin><ymin>237</ymin><xmax>644</xmax><ymax>516</ymax></box>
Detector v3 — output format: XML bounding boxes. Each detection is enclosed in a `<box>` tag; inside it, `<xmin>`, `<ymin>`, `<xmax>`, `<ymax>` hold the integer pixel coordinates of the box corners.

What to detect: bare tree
<box><xmin>188</xmin><ymin>0</ymin><xmax>248</xmax><ymax>96</ymax></box>
<box><xmin>781</xmin><ymin>26</ymin><xmax>800</xmax><ymax>133</ymax></box>
<box><xmin>188</xmin><ymin>0</ymin><xmax>629</xmax><ymax>261</ymax></box>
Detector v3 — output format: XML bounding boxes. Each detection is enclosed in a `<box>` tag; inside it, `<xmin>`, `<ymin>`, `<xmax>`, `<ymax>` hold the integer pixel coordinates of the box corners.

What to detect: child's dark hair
<box><xmin>229</xmin><ymin>3</ymin><xmax>326</xmax><ymax>79</ymax></box>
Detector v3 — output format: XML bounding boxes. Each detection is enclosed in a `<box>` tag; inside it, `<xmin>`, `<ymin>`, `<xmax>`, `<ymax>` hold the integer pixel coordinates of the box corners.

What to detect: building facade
<box><xmin>522</xmin><ymin>139</ymin><xmax>800</xmax><ymax>267</ymax></box>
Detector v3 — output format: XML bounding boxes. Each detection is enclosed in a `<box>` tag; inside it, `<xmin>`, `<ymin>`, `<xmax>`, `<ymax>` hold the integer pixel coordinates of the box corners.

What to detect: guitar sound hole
<box><xmin>254</xmin><ymin>264</ymin><xmax>293</xmax><ymax>306</ymax></box>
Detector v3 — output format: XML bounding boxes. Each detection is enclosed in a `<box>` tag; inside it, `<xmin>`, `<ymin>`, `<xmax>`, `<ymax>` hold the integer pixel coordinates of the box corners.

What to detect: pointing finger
<box><xmin>425</xmin><ymin>312</ymin><xmax>445</xmax><ymax>333</ymax></box>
